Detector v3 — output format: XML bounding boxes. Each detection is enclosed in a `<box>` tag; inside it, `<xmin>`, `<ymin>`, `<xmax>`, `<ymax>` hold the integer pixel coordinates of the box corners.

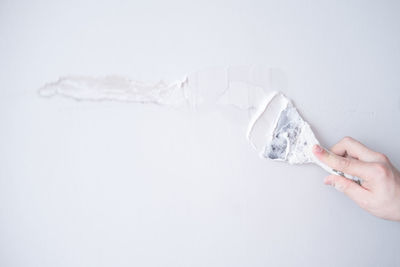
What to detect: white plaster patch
<box><xmin>247</xmin><ymin>92</ymin><xmax>361</xmax><ymax>183</ymax></box>
<box><xmin>38</xmin><ymin>75</ymin><xmax>190</xmax><ymax>107</ymax></box>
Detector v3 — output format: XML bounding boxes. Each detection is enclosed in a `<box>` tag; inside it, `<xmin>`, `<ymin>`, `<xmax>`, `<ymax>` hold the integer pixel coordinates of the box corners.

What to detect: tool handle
<box><xmin>315</xmin><ymin>158</ymin><xmax>362</xmax><ymax>184</ymax></box>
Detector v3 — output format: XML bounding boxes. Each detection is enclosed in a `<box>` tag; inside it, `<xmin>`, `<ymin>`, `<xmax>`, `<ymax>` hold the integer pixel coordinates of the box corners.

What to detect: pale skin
<box><xmin>312</xmin><ymin>137</ymin><xmax>400</xmax><ymax>221</ymax></box>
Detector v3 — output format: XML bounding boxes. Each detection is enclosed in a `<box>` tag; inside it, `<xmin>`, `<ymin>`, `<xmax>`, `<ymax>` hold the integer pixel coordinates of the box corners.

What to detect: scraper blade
<box><xmin>247</xmin><ymin>92</ymin><xmax>361</xmax><ymax>183</ymax></box>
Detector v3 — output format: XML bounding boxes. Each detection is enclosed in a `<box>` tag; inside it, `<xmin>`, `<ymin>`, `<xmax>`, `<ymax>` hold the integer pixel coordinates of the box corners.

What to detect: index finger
<box><xmin>313</xmin><ymin>144</ymin><xmax>373</xmax><ymax>181</ymax></box>
<box><xmin>331</xmin><ymin>137</ymin><xmax>382</xmax><ymax>162</ymax></box>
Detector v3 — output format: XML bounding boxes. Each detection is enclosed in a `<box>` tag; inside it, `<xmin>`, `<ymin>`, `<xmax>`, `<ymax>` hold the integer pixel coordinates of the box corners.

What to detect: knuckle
<box><xmin>342</xmin><ymin>136</ymin><xmax>354</xmax><ymax>144</ymax></box>
<box><xmin>337</xmin><ymin>157</ymin><xmax>351</xmax><ymax>170</ymax></box>
<box><xmin>375</xmin><ymin>152</ymin><xmax>389</xmax><ymax>162</ymax></box>
<box><xmin>330</xmin><ymin>144</ymin><xmax>341</xmax><ymax>154</ymax></box>
<box><xmin>373</xmin><ymin>162</ymin><xmax>390</xmax><ymax>178</ymax></box>
<box><xmin>339</xmin><ymin>180</ymin><xmax>351</xmax><ymax>193</ymax></box>
<box><xmin>358</xmin><ymin>198</ymin><xmax>371</xmax><ymax>210</ymax></box>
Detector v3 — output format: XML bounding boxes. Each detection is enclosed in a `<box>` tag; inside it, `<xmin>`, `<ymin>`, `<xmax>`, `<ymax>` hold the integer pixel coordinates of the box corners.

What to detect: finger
<box><xmin>331</xmin><ymin>137</ymin><xmax>382</xmax><ymax>162</ymax></box>
<box><xmin>324</xmin><ymin>175</ymin><xmax>372</xmax><ymax>209</ymax></box>
<box><xmin>313</xmin><ymin>144</ymin><xmax>372</xmax><ymax>181</ymax></box>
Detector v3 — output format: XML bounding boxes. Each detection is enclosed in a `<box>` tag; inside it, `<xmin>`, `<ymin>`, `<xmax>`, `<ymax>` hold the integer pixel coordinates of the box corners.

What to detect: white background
<box><xmin>1</xmin><ymin>0</ymin><xmax>400</xmax><ymax>266</ymax></box>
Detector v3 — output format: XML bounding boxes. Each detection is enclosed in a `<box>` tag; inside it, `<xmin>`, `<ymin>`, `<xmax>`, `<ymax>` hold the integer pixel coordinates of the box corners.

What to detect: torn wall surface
<box><xmin>38</xmin><ymin>66</ymin><xmax>284</xmax><ymax>113</ymax></box>
<box><xmin>38</xmin><ymin>66</ymin><xmax>360</xmax><ymax>182</ymax></box>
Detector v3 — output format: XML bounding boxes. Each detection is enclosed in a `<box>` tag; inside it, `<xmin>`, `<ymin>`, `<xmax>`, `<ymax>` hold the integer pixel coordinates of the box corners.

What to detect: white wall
<box><xmin>1</xmin><ymin>0</ymin><xmax>400</xmax><ymax>266</ymax></box>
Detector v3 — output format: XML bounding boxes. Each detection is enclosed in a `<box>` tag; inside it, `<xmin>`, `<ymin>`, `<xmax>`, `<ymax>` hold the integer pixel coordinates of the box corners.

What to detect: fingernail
<box><xmin>313</xmin><ymin>144</ymin><xmax>324</xmax><ymax>154</ymax></box>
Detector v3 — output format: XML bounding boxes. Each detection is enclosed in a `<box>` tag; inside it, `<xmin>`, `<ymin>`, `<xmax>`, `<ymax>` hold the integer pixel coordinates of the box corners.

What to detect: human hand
<box><xmin>312</xmin><ymin>137</ymin><xmax>400</xmax><ymax>221</ymax></box>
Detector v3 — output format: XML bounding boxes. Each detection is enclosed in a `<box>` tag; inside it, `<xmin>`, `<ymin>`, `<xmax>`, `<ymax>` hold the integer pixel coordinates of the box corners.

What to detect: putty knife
<box><xmin>247</xmin><ymin>92</ymin><xmax>361</xmax><ymax>183</ymax></box>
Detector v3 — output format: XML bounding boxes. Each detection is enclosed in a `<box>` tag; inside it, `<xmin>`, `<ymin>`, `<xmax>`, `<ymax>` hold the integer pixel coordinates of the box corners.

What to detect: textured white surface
<box><xmin>37</xmin><ymin>66</ymin><xmax>280</xmax><ymax>109</ymax></box>
<box><xmin>38</xmin><ymin>75</ymin><xmax>190</xmax><ymax>106</ymax></box>
<box><xmin>1</xmin><ymin>1</ymin><xmax>400</xmax><ymax>267</ymax></box>
<box><xmin>247</xmin><ymin>92</ymin><xmax>320</xmax><ymax>164</ymax></box>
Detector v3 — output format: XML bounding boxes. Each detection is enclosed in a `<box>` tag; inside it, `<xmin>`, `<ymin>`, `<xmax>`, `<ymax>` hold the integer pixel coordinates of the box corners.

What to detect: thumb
<box><xmin>324</xmin><ymin>175</ymin><xmax>371</xmax><ymax>208</ymax></box>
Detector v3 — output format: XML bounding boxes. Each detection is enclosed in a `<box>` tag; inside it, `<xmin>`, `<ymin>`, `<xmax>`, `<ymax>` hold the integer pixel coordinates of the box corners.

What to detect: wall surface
<box><xmin>1</xmin><ymin>0</ymin><xmax>400</xmax><ymax>266</ymax></box>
